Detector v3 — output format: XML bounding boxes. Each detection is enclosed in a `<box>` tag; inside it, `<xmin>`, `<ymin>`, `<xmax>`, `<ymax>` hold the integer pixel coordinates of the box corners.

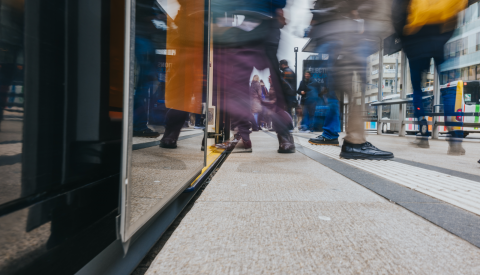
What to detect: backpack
<box><xmin>403</xmin><ymin>0</ymin><xmax>467</xmax><ymax>35</ymax></box>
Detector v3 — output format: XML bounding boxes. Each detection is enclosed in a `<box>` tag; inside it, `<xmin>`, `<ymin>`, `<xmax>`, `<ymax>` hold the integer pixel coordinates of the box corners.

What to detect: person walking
<box><xmin>212</xmin><ymin>0</ymin><xmax>296</xmax><ymax>153</ymax></box>
<box><xmin>392</xmin><ymin>0</ymin><xmax>467</xmax><ymax>154</ymax></box>
<box><xmin>280</xmin><ymin>59</ymin><xmax>298</xmax><ymax>113</ymax></box>
<box><xmin>306</xmin><ymin>0</ymin><xmax>394</xmax><ymax>159</ymax></box>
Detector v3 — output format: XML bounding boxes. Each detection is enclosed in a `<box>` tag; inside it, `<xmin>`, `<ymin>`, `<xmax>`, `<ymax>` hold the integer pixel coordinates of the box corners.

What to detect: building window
<box><xmin>477</xmin><ymin>33</ymin><xmax>480</xmax><ymax>51</ymax></box>
<box><xmin>445</xmin><ymin>37</ymin><xmax>468</xmax><ymax>59</ymax></box>
<box><xmin>469</xmin><ymin>65</ymin><xmax>476</xmax><ymax>80</ymax></box>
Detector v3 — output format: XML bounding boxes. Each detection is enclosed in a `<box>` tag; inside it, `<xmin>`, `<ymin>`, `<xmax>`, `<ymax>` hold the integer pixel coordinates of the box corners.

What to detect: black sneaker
<box><xmin>340</xmin><ymin>140</ymin><xmax>394</xmax><ymax>160</ymax></box>
<box><xmin>309</xmin><ymin>135</ymin><xmax>339</xmax><ymax>146</ymax></box>
<box><xmin>133</xmin><ymin>128</ymin><xmax>160</xmax><ymax>138</ymax></box>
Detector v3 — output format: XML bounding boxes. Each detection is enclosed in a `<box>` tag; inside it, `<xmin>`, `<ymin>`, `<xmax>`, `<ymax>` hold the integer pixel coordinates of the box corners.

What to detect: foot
<box><xmin>277</xmin><ymin>133</ymin><xmax>296</xmax><ymax>153</ymax></box>
<box><xmin>447</xmin><ymin>142</ymin><xmax>465</xmax><ymax>156</ymax></box>
<box><xmin>410</xmin><ymin>136</ymin><xmax>430</xmax><ymax>148</ymax></box>
<box><xmin>340</xmin><ymin>140</ymin><xmax>394</xmax><ymax>160</ymax></box>
<box><xmin>233</xmin><ymin>140</ymin><xmax>252</xmax><ymax>153</ymax></box>
<box><xmin>133</xmin><ymin>128</ymin><xmax>160</xmax><ymax>138</ymax></box>
<box><xmin>160</xmin><ymin>139</ymin><xmax>177</xmax><ymax>148</ymax></box>
<box><xmin>309</xmin><ymin>135</ymin><xmax>339</xmax><ymax>146</ymax></box>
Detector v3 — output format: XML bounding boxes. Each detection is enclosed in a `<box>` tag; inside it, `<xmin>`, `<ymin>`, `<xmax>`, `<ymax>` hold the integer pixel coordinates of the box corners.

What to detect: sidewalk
<box><xmin>144</xmin><ymin>132</ymin><xmax>480</xmax><ymax>274</ymax></box>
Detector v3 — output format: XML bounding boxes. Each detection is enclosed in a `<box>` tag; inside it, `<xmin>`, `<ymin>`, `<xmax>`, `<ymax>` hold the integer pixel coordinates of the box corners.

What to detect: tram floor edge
<box><xmin>75</xmin><ymin>149</ymin><xmax>230</xmax><ymax>275</ymax></box>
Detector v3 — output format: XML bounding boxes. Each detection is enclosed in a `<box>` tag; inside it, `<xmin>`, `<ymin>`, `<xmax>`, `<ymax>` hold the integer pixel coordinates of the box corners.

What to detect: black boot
<box><xmin>340</xmin><ymin>140</ymin><xmax>394</xmax><ymax>160</ymax></box>
<box><xmin>133</xmin><ymin>127</ymin><xmax>160</xmax><ymax>138</ymax></box>
<box><xmin>309</xmin><ymin>135</ymin><xmax>339</xmax><ymax>146</ymax></box>
<box><xmin>160</xmin><ymin>127</ymin><xmax>180</xmax><ymax>148</ymax></box>
<box><xmin>277</xmin><ymin>133</ymin><xmax>296</xmax><ymax>153</ymax></box>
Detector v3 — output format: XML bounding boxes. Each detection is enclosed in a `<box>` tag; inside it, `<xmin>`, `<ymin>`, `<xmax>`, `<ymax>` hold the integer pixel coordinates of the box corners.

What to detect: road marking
<box><xmin>297</xmin><ymin>137</ymin><xmax>480</xmax><ymax>216</ymax></box>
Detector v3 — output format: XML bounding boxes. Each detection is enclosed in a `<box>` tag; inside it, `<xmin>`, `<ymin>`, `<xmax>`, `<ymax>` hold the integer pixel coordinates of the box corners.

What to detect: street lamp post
<box><xmin>294</xmin><ymin>47</ymin><xmax>299</xmax><ymax>129</ymax></box>
<box><xmin>294</xmin><ymin>47</ymin><xmax>298</xmax><ymax>89</ymax></box>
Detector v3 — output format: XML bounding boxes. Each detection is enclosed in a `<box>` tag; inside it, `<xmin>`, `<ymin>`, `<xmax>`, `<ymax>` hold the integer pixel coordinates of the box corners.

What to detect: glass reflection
<box><xmin>126</xmin><ymin>0</ymin><xmax>207</xmax><ymax>231</ymax></box>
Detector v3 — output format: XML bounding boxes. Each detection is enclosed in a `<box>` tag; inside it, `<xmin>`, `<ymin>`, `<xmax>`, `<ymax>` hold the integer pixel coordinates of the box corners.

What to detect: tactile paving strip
<box><xmin>297</xmin><ymin>137</ymin><xmax>480</xmax><ymax>216</ymax></box>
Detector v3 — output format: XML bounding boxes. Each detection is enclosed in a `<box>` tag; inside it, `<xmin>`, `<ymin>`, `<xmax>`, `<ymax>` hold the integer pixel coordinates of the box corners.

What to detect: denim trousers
<box><xmin>301</xmin><ymin>102</ymin><xmax>316</xmax><ymax>131</ymax></box>
<box><xmin>322</xmin><ymin>98</ymin><xmax>341</xmax><ymax>139</ymax></box>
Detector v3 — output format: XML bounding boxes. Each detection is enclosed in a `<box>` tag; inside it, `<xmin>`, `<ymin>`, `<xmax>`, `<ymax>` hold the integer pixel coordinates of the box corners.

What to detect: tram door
<box><xmin>119</xmin><ymin>0</ymin><xmax>210</xmax><ymax>243</ymax></box>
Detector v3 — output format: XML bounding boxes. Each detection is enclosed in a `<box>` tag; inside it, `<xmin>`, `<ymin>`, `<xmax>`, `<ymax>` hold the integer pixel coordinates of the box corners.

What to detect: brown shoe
<box><xmin>277</xmin><ymin>133</ymin><xmax>295</xmax><ymax>153</ymax></box>
<box><xmin>215</xmin><ymin>141</ymin><xmax>237</xmax><ymax>151</ymax></box>
<box><xmin>233</xmin><ymin>140</ymin><xmax>252</xmax><ymax>153</ymax></box>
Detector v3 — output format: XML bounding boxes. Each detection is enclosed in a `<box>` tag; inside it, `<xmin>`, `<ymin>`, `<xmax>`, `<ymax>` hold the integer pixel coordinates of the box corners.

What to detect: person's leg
<box><xmin>311</xmin><ymin>41</ymin><xmax>342</xmax><ymax>140</ymax></box>
<box><xmin>335</xmin><ymin>36</ymin><xmax>393</xmax><ymax>159</ymax></box>
<box><xmin>405</xmin><ymin>56</ymin><xmax>434</xmax><ymax>148</ymax></box>
<box><xmin>133</xmin><ymin>37</ymin><xmax>158</xmax><ymax>136</ymax></box>
<box><xmin>307</xmin><ymin>102</ymin><xmax>316</xmax><ymax>132</ymax></box>
<box><xmin>408</xmin><ymin>57</ymin><xmax>432</xmax><ymax>119</ymax></box>
<box><xmin>195</xmin><ymin>114</ymin><xmax>202</xmax><ymax>127</ymax></box>
<box><xmin>160</xmin><ymin>109</ymin><xmax>189</xmax><ymax>148</ymax></box>
<box><xmin>216</xmin><ymin>44</ymin><xmax>264</xmax><ymax>149</ymax></box>
<box><xmin>322</xmin><ymin>97</ymin><xmax>340</xmax><ymax>139</ymax></box>
<box><xmin>251</xmin><ymin>112</ymin><xmax>259</xmax><ymax>131</ymax></box>
<box><xmin>301</xmin><ymin>104</ymin><xmax>309</xmax><ymax>130</ymax></box>
<box><xmin>265</xmin><ymin>43</ymin><xmax>295</xmax><ymax>153</ymax></box>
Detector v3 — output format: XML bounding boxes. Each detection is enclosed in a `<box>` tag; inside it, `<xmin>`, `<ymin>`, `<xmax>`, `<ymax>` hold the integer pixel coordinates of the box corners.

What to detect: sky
<box><xmin>250</xmin><ymin>0</ymin><xmax>316</xmax><ymax>90</ymax></box>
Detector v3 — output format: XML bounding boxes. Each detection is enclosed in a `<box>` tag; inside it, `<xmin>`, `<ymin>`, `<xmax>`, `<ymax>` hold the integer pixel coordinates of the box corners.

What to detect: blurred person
<box><xmin>392</xmin><ymin>0</ymin><xmax>467</xmax><ymax>154</ymax></box>
<box><xmin>251</xmin><ymin>75</ymin><xmax>263</xmax><ymax>130</ymax></box>
<box><xmin>264</xmin><ymin>75</ymin><xmax>278</xmax><ymax>125</ymax></box>
<box><xmin>280</xmin><ymin>59</ymin><xmax>298</xmax><ymax>112</ymax></box>
<box><xmin>260</xmin><ymin>79</ymin><xmax>270</xmax><ymax>128</ymax></box>
<box><xmin>194</xmin><ymin>114</ymin><xmax>205</xmax><ymax>129</ymax></box>
<box><xmin>133</xmin><ymin>1</ymin><xmax>161</xmax><ymax>138</ymax></box>
<box><xmin>309</xmin><ymin>86</ymin><xmax>341</xmax><ymax>145</ymax></box>
<box><xmin>297</xmin><ymin>71</ymin><xmax>315</xmax><ymax>133</ymax></box>
<box><xmin>160</xmin><ymin>0</ymin><xmax>206</xmax><ymax>148</ymax></box>
<box><xmin>213</xmin><ymin>0</ymin><xmax>295</xmax><ymax>153</ymax></box>
<box><xmin>306</xmin><ymin>0</ymin><xmax>394</xmax><ymax>159</ymax></box>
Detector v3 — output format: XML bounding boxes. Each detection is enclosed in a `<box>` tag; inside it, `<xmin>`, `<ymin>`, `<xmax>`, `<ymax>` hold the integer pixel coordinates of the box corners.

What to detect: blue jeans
<box><xmin>314</xmin><ymin>42</ymin><xmax>341</xmax><ymax>139</ymax></box>
<box><xmin>301</xmin><ymin>101</ymin><xmax>316</xmax><ymax>131</ymax></box>
<box><xmin>253</xmin><ymin>113</ymin><xmax>259</xmax><ymax>124</ymax></box>
<box><xmin>441</xmin><ymin>88</ymin><xmax>464</xmax><ymax>138</ymax></box>
<box><xmin>133</xmin><ymin>37</ymin><xmax>155</xmax><ymax>131</ymax></box>
<box><xmin>407</xmin><ymin>55</ymin><xmax>444</xmax><ymax>136</ymax></box>
<box><xmin>322</xmin><ymin>98</ymin><xmax>341</xmax><ymax>139</ymax></box>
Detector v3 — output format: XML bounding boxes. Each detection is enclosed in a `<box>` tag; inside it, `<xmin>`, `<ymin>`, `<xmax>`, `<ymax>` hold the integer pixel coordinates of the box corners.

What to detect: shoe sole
<box><xmin>233</xmin><ymin>149</ymin><xmax>252</xmax><ymax>153</ymax></box>
<box><xmin>408</xmin><ymin>142</ymin><xmax>430</xmax><ymax>149</ymax></box>
<box><xmin>159</xmin><ymin>144</ymin><xmax>177</xmax><ymax>149</ymax></box>
<box><xmin>308</xmin><ymin>141</ymin><xmax>339</xmax><ymax>146</ymax></box>
<box><xmin>278</xmin><ymin>149</ymin><xmax>296</xmax><ymax>153</ymax></box>
<box><xmin>134</xmin><ymin>135</ymin><xmax>160</xmax><ymax>138</ymax></box>
<box><xmin>339</xmin><ymin>152</ymin><xmax>394</xmax><ymax>160</ymax></box>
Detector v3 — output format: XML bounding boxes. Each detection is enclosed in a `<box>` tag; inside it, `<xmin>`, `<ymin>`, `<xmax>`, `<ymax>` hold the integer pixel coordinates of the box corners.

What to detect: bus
<box><xmin>438</xmin><ymin>80</ymin><xmax>480</xmax><ymax>137</ymax></box>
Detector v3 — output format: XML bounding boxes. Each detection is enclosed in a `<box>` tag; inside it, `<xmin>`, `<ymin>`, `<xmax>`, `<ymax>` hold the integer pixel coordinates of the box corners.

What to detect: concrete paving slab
<box><xmin>145</xmin><ymin>132</ymin><xmax>480</xmax><ymax>275</ymax></box>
